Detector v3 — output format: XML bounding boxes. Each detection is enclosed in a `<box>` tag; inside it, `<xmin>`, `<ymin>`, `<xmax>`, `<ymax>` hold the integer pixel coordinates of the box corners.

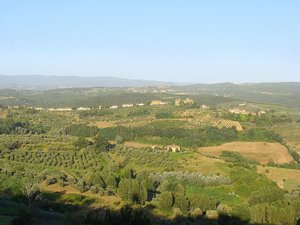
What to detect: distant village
<box><xmin>7</xmin><ymin>97</ymin><xmax>210</xmax><ymax>112</ymax></box>
<box><xmin>3</xmin><ymin>98</ymin><xmax>270</xmax><ymax>117</ymax></box>
<box><xmin>228</xmin><ymin>102</ymin><xmax>266</xmax><ymax>116</ymax></box>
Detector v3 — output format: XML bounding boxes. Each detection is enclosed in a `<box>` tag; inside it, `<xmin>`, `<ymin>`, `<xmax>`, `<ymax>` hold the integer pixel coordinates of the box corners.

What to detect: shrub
<box><xmin>115</xmin><ymin>135</ymin><xmax>125</xmax><ymax>144</ymax></box>
<box><xmin>45</xmin><ymin>177</ymin><xmax>57</xmax><ymax>186</ymax></box>
<box><xmin>191</xmin><ymin>208</ymin><xmax>203</xmax><ymax>218</ymax></box>
<box><xmin>90</xmin><ymin>186</ymin><xmax>99</xmax><ymax>194</ymax></box>
<box><xmin>171</xmin><ymin>208</ymin><xmax>183</xmax><ymax>219</ymax></box>
<box><xmin>159</xmin><ymin>191</ymin><xmax>173</xmax><ymax>210</ymax></box>
<box><xmin>74</xmin><ymin>137</ymin><xmax>92</xmax><ymax>148</ymax></box>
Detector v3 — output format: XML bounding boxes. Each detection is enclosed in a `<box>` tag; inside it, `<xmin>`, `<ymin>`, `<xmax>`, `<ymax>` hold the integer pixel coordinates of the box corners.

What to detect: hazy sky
<box><xmin>0</xmin><ymin>1</ymin><xmax>299</xmax><ymax>83</ymax></box>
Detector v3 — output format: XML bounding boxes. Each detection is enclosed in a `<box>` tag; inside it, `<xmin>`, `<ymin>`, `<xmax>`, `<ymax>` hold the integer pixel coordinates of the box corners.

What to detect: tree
<box><xmin>74</xmin><ymin>137</ymin><xmax>91</xmax><ymax>149</ymax></box>
<box><xmin>174</xmin><ymin>194</ymin><xmax>189</xmax><ymax>212</ymax></box>
<box><xmin>159</xmin><ymin>191</ymin><xmax>173</xmax><ymax>210</ymax></box>
<box><xmin>118</xmin><ymin>179</ymin><xmax>147</xmax><ymax>204</ymax></box>
<box><xmin>21</xmin><ymin>182</ymin><xmax>42</xmax><ymax>207</ymax></box>
<box><xmin>115</xmin><ymin>135</ymin><xmax>124</xmax><ymax>144</ymax></box>
<box><xmin>157</xmin><ymin>180</ymin><xmax>170</xmax><ymax>193</ymax></box>
<box><xmin>94</xmin><ymin>134</ymin><xmax>111</xmax><ymax>152</ymax></box>
<box><xmin>4</xmin><ymin>140</ymin><xmax>22</xmax><ymax>151</ymax></box>
<box><xmin>106</xmin><ymin>175</ymin><xmax>117</xmax><ymax>189</ymax></box>
<box><xmin>174</xmin><ymin>183</ymin><xmax>185</xmax><ymax>195</ymax></box>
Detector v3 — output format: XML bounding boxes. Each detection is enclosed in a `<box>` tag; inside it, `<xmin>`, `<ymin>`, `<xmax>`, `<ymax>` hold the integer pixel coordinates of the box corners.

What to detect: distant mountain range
<box><xmin>0</xmin><ymin>75</ymin><xmax>300</xmax><ymax>108</ymax></box>
<box><xmin>0</xmin><ymin>75</ymin><xmax>176</xmax><ymax>89</ymax></box>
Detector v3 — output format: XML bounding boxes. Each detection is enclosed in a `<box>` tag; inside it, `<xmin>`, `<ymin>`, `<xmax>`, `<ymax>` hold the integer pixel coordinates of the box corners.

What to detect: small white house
<box><xmin>110</xmin><ymin>105</ymin><xmax>118</xmax><ymax>109</ymax></box>
<box><xmin>48</xmin><ymin>108</ymin><xmax>72</xmax><ymax>112</ymax></box>
<box><xmin>201</xmin><ymin>105</ymin><xmax>210</xmax><ymax>110</ymax></box>
<box><xmin>166</xmin><ymin>145</ymin><xmax>181</xmax><ymax>152</ymax></box>
<box><xmin>77</xmin><ymin>107</ymin><xmax>91</xmax><ymax>111</ymax></box>
<box><xmin>122</xmin><ymin>104</ymin><xmax>134</xmax><ymax>108</ymax></box>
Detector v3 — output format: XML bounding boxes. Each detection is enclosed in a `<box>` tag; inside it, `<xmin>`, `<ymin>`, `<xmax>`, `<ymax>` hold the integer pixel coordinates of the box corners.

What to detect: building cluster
<box><xmin>150</xmin><ymin>100</ymin><xmax>169</xmax><ymax>106</ymax></box>
<box><xmin>175</xmin><ymin>98</ymin><xmax>194</xmax><ymax>106</ymax></box>
<box><xmin>150</xmin><ymin>144</ymin><xmax>181</xmax><ymax>152</ymax></box>
<box><xmin>16</xmin><ymin>97</ymin><xmax>202</xmax><ymax>112</ymax></box>
<box><xmin>229</xmin><ymin>108</ymin><xmax>266</xmax><ymax>116</ymax></box>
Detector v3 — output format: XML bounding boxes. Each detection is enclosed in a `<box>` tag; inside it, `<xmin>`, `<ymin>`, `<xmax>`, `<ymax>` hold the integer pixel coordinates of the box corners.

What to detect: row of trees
<box><xmin>250</xmin><ymin>201</ymin><xmax>297</xmax><ymax>225</ymax></box>
<box><xmin>99</xmin><ymin>125</ymin><xmax>282</xmax><ymax>148</ymax></box>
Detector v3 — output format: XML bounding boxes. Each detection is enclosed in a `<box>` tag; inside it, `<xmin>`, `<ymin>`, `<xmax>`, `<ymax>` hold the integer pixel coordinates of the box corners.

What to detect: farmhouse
<box><xmin>136</xmin><ymin>103</ymin><xmax>145</xmax><ymax>106</ymax></box>
<box><xmin>48</xmin><ymin>108</ymin><xmax>72</xmax><ymax>112</ymax></box>
<box><xmin>150</xmin><ymin>100</ymin><xmax>169</xmax><ymax>105</ymax></box>
<box><xmin>201</xmin><ymin>104</ymin><xmax>210</xmax><ymax>110</ymax></box>
<box><xmin>166</xmin><ymin>145</ymin><xmax>181</xmax><ymax>152</ymax></box>
<box><xmin>77</xmin><ymin>107</ymin><xmax>91</xmax><ymax>111</ymax></box>
<box><xmin>150</xmin><ymin>100</ymin><xmax>163</xmax><ymax>105</ymax></box>
<box><xmin>258</xmin><ymin>110</ymin><xmax>266</xmax><ymax>116</ymax></box>
<box><xmin>183</xmin><ymin>98</ymin><xmax>194</xmax><ymax>105</ymax></box>
<box><xmin>229</xmin><ymin>108</ymin><xmax>256</xmax><ymax>115</ymax></box>
<box><xmin>122</xmin><ymin>104</ymin><xmax>134</xmax><ymax>108</ymax></box>
<box><xmin>175</xmin><ymin>99</ymin><xmax>181</xmax><ymax>106</ymax></box>
<box><xmin>110</xmin><ymin>105</ymin><xmax>118</xmax><ymax>109</ymax></box>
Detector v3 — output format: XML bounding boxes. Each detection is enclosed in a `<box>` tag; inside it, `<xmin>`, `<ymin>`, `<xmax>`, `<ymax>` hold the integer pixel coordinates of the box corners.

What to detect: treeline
<box><xmin>64</xmin><ymin>124</ymin><xmax>98</xmax><ymax>137</ymax></box>
<box><xmin>63</xmin><ymin>123</ymin><xmax>282</xmax><ymax>149</ymax></box>
<box><xmin>220</xmin><ymin>151</ymin><xmax>258</xmax><ymax>170</ymax></box>
<box><xmin>222</xmin><ymin>112</ymin><xmax>293</xmax><ymax>125</ymax></box>
<box><xmin>0</xmin><ymin>118</ymin><xmax>48</xmax><ymax>134</ymax></box>
<box><xmin>78</xmin><ymin>109</ymin><xmax>113</xmax><ymax>118</ymax></box>
<box><xmin>99</xmin><ymin>125</ymin><xmax>282</xmax><ymax>148</ymax></box>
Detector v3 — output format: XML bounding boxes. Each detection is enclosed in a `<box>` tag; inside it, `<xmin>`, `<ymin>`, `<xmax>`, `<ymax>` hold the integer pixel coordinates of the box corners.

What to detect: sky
<box><xmin>0</xmin><ymin>0</ymin><xmax>299</xmax><ymax>83</ymax></box>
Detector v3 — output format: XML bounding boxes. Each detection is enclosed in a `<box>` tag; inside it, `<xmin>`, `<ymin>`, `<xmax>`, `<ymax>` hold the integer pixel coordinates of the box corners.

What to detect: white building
<box><xmin>48</xmin><ymin>108</ymin><xmax>72</xmax><ymax>112</ymax></box>
<box><xmin>122</xmin><ymin>104</ymin><xmax>134</xmax><ymax>108</ymax></box>
<box><xmin>77</xmin><ymin>107</ymin><xmax>91</xmax><ymax>111</ymax></box>
<box><xmin>201</xmin><ymin>104</ymin><xmax>210</xmax><ymax>110</ymax></box>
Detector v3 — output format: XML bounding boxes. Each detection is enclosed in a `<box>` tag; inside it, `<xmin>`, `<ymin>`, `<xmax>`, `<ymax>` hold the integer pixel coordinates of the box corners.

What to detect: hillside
<box><xmin>180</xmin><ymin>82</ymin><xmax>300</xmax><ymax>108</ymax></box>
<box><xmin>0</xmin><ymin>75</ymin><xmax>174</xmax><ymax>89</ymax></box>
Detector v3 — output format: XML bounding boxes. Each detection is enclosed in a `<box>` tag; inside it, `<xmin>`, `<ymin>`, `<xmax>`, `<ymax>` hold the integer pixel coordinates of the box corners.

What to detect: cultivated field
<box><xmin>182</xmin><ymin>110</ymin><xmax>243</xmax><ymax>131</ymax></box>
<box><xmin>199</xmin><ymin>141</ymin><xmax>294</xmax><ymax>165</ymax></box>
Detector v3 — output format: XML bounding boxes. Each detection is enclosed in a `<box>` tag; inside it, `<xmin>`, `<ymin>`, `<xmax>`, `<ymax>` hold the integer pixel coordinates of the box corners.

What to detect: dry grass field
<box><xmin>41</xmin><ymin>183</ymin><xmax>123</xmax><ymax>209</ymax></box>
<box><xmin>180</xmin><ymin>153</ymin><xmax>226</xmax><ymax>175</ymax></box>
<box><xmin>258</xmin><ymin>166</ymin><xmax>300</xmax><ymax>191</ymax></box>
<box><xmin>199</xmin><ymin>141</ymin><xmax>294</xmax><ymax>165</ymax></box>
<box><xmin>92</xmin><ymin>121</ymin><xmax>116</xmax><ymax>128</ymax></box>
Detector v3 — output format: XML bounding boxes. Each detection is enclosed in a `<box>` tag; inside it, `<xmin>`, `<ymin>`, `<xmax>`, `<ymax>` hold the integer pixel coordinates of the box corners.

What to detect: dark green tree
<box><xmin>94</xmin><ymin>134</ymin><xmax>111</xmax><ymax>152</ymax></box>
